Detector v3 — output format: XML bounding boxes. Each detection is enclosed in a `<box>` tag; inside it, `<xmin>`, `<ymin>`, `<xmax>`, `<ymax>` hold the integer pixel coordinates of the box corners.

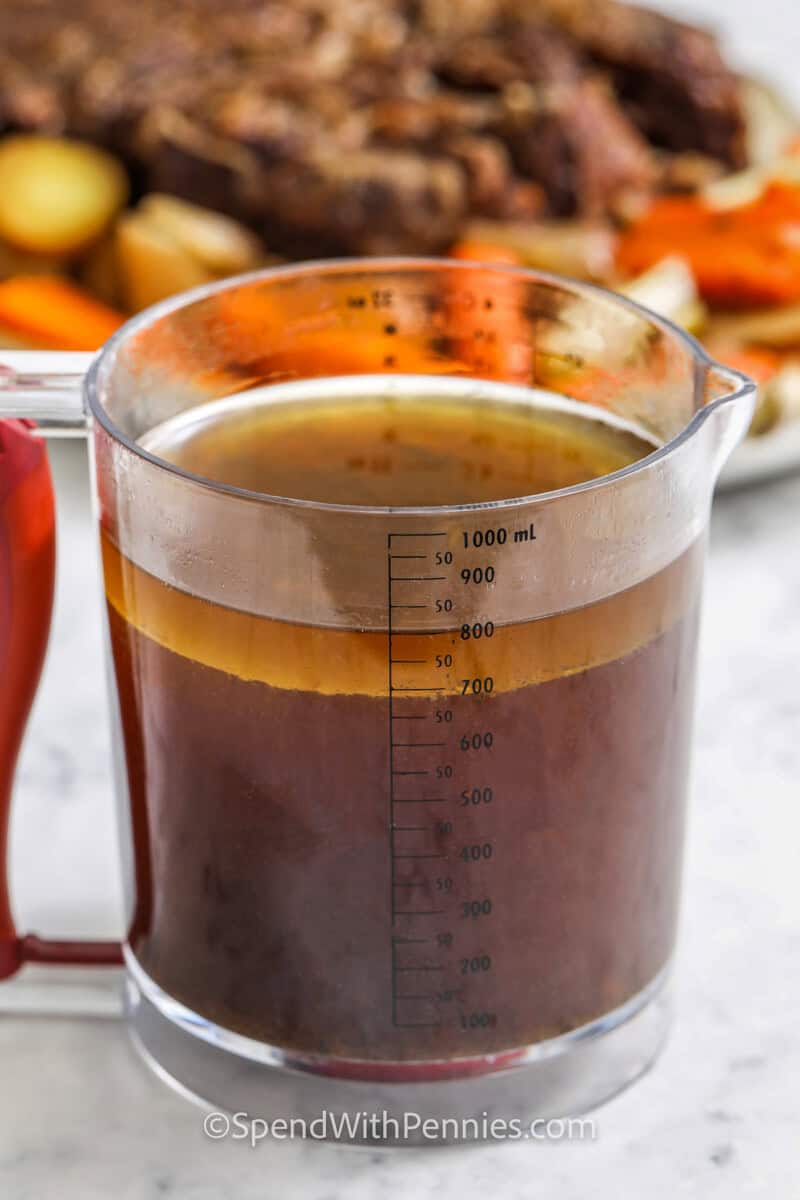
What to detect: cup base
<box><xmin>124</xmin><ymin>958</ymin><xmax>671</xmax><ymax>1145</ymax></box>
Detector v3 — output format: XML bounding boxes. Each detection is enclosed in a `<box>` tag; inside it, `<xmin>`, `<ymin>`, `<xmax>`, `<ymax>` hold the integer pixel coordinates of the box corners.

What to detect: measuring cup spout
<box><xmin>701</xmin><ymin>361</ymin><xmax>757</xmax><ymax>480</ymax></box>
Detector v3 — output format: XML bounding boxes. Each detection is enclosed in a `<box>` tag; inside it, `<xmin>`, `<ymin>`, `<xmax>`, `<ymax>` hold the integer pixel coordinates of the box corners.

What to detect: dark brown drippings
<box><xmin>104</xmin><ymin>389</ymin><xmax>700</xmax><ymax>1065</ymax></box>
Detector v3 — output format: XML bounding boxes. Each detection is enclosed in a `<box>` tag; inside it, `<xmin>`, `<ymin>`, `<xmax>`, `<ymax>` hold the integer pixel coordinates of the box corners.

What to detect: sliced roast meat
<box><xmin>0</xmin><ymin>0</ymin><xmax>745</xmax><ymax>252</ymax></box>
<box><xmin>252</xmin><ymin>149</ymin><xmax>468</xmax><ymax>256</ymax></box>
<box><xmin>536</xmin><ymin>0</ymin><xmax>746</xmax><ymax>166</ymax></box>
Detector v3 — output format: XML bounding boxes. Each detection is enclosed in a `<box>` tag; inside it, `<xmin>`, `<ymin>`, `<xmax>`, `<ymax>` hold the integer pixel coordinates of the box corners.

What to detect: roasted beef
<box><xmin>434</xmin><ymin>22</ymin><xmax>655</xmax><ymax>215</ymax></box>
<box><xmin>0</xmin><ymin>0</ymin><xmax>746</xmax><ymax>255</ymax></box>
<box><xmin>534</xmin><ymin>0</ymin><xmax>747</xmax><ymax>166</ymax></box>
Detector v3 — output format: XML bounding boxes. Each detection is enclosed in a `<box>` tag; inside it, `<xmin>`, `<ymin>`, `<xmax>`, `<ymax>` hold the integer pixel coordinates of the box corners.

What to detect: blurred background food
<box><xmin>0</xmin><ymin>0</ymin><xmax>799</xmax><ymax>446</ymax></box>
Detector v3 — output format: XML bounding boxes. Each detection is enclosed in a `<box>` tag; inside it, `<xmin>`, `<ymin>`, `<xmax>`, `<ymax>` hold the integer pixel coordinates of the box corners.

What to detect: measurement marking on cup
<box><xmin>391</xmin><ymin>687</ymin><xmax>444</xmax><ymax>693</ymax></box>
<box><xmin>386</xmin><ymin>518</ymin><xmax>538</xmax><ymax>1034</ymax></box>
<box><xmin>395</xmin><ymin>853</ymin><xmax>446</xmax><ymax>860</ymax></box>
<box><xmin>393</xmin><ymin>797</ymin><xmax>446</xmax><ymax>803</ymax></box>
<box><xmin>390</xmin><ymin>936</ymin><xmax>443</xmax><ymax>1029</ymax></box>
<box><xmin>395</xmin><ymin>965</ymin><xmax>445</xmax><ymax>973</ymax></box>
<box><xmin>391</xmin><ymin>742</ymin><xmax>445</xmax><ymax>748</ymax></box>
<box><xmin>387</xmin><ymin>528</ymin><xmax>465</xmax><ymax>1031</ymax></box>
<box><xmin>394</xmin><ymin>910</ymin><xmax>445</xmax><ymax>916</ymax></box>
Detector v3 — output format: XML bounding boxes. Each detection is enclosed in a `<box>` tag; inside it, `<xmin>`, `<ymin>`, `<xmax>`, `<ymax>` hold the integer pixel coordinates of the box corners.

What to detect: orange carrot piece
<box><xmin>0</xmin><ymin>275</ymin><xmax>125</xmax><ymax>350</ymax></box>
<box><xmin>447</xmin><ymin>242</ymin><xmax>531</xmax><ymax>383</ymax></box>
<box><xmin>182</xmin><ymin>282</ymin><xmax>468</xmax><ymax>387</ymax></box>
<box><xmin>704</xmin><ymin>343</ymin><xmax>781</xmax><ymax>386</ymax></box>
<box><xmin>449</xmin><ymin>240</ymin><xmax>524</xmax><ymax>267</ymax></box>
<box><xmin>617</xmin><ymin>183</ymin><xmax>800</xmax><ymax>309</ymax></box>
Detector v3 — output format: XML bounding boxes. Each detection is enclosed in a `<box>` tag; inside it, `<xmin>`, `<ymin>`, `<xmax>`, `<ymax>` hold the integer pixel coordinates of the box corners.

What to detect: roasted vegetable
<box><xmin>0</xmin><ymin>275</ymin><xmax>125</xmax><ymax>349</ymax></box>
<box><xmin>138</xmin><ymin>194</ymin><xmax>264</xmax><ymax>275</ymax></box>
<box><xmin>115</xmin><ymin>212</ymin><xmax>211</xmax><ymax>313</ymax></box>
<box><xmin>706</xmin><ymin>303</ymin><xmax>800</xmax><ymax>350</ymax></box>
<box><xmin>115</xmin><ymin>195</ymin><xmax>268</xmax><ymax>312</ymax></box>
<box><xmin>0</xmin><ymin>137</ymin><xmax>128</xmax><ymax>257</ymax></box>
<box><xmin>705</xmin><ymin>341</ymin><xmax>800</xmax><ymax>436</ymax></box>
<box><xmin>619</xmin><ymin>256</ymin><xmax>706</xmax><ymax>334</ymax></box>
<box><xmin>760</xmin><ymin>363</ymin><xmax>800</xmax><ymax>434</ymax></box>
<box><xmin>701</xmin><ymin>154</ymin><xmax>800</xmax><ymax>210</ymax></box>
<box><xmin>617</xmin><ymin>183</ymin><xmax>800</xmax><ymax>308</ymax></box>
<box><xmin>743</xmin><ymin>360</ymin><xmax>800</xmax><ymax>436</ymax></box>
<box><xmin>449</xmin><ymin>239</ymin><xmax>523</xmax><ymax>267</ymax></box>
<box><xmin>458</xmin><ymin>219</ymin><xmax>616</xmax><ymax>282</ymax></box>
<box><xmin>741</xmin><ymin>76</ymin><xmax>800</xmax><ymax>167</ymax></box>
<box><xmin>448</xmin><ymin>241</ymin><xmax>532</xmax><ymax>383</ymax></box>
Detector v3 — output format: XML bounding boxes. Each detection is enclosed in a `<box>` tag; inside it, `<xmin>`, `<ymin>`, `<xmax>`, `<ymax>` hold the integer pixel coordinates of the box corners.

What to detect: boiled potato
<box><xmin>0</xmin><ymin>135</ymin><xmax>128</xmax><ymax>256</ymax></box>
<box><xmin>116</xmin><ymin>211</ymin><xmax>212</xmax><ymax>312</ymax></box>
<box><xmin>139</xmin><ymin>193</ymin><xmax>263</xmax><ymax>275</ymax></box>
<box><xmin>115</xmin><ymin>193</ymin><xmax>271</xmax><ymax>312</ymax></box>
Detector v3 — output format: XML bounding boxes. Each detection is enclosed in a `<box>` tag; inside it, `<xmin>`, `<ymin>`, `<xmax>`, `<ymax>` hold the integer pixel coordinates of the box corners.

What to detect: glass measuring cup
<box><xmin>0</xmin><ymin>260</ymin><xmax>754</xmax><ymax>1142</ymax></box>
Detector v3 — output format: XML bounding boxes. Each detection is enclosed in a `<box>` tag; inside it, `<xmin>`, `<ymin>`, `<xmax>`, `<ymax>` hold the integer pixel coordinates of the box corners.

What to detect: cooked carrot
<box><xmin>230</xmin><ymin>328</ymin><xmax>466</xmax><ymax>379</ymax></box>
<box><xmin>448</xmin><ymin>240</ymin><xmax>524</xmax><ymax>267</ymax></box>
<box><xmin>177</xmin><ymin>280</ymin><xmax>467</xmax><ymax>387</ymax></box>
<box><xmin>447</xmin><ymin>241</ymin><xmax>531</xmax><ymax>383</ymax></box>
<box><xmin>0</xmin><ymin>275</ymin><xmax>125</xmax><ymax>349</ymax></box>
<box><xmin>617</xmin><ymin>183</ymin><xmax>800</xmax><ymax>309</ymax></box>
<box><xmin>703</xmin><ymin>343</ymin><xmax>781</xmax><ymax>386</ymax></box>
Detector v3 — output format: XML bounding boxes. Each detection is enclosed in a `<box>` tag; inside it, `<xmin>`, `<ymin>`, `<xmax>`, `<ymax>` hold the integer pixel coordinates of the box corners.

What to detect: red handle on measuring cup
<box><xmin>0</xmin><ymin>419</ymin><xmax>122</xmax><ymax>980</ymax></box>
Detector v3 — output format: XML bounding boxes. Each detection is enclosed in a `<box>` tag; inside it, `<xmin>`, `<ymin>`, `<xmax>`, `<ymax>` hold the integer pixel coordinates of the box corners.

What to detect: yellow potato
<box><xmin>0</xmin><ymin>135</ymin><xmax>128</xmax><ymax>256</ymax></box>
<box><xmin>116</xmin><ymin>211</ymin><xmax>213</xmax><ymax>312</ymax></box>
<box><xmin>139</xmin><ymin>193</ymin><xmax>263</xmax><ymax>275</ymax></box>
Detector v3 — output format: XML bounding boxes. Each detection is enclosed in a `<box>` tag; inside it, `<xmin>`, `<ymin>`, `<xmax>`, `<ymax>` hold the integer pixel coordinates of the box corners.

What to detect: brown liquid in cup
<box><xmin>103</xmin><ymin>388</ymin><xmax>701</xmax><ymax>1062</ymax></box>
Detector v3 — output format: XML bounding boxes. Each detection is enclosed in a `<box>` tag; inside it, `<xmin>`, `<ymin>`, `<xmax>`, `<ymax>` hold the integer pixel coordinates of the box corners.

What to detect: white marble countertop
<box><xmin>2</xmin><ymin>3</ymin><xmax>800</xmax><ymax>1194</ymax></box>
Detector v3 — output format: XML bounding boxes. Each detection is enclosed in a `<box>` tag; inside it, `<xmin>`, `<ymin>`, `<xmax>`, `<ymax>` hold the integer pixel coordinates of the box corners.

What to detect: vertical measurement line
<box><xmin>387</xmin><ymin>533</ymin><xmax>397</xmax><ymax>1026</ymax></box>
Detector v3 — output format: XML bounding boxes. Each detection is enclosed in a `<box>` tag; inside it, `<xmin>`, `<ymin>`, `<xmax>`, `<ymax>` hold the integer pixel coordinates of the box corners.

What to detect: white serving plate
<box><xmin>719</xmin><ymin>419</ymin><xmax>800</xmax><ymax>489</ymax></box>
